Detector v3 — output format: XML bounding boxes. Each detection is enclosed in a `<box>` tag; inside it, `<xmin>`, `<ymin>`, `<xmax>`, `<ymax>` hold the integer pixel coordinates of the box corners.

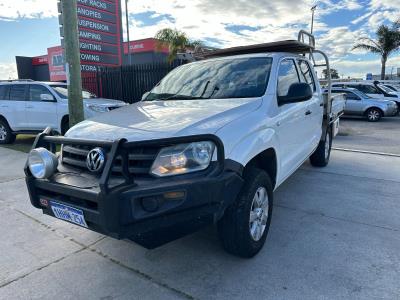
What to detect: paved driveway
<box><xmin>0</xmin><ymin>145</ymin><xmax>399</xmax><ymax>299</ymax></box>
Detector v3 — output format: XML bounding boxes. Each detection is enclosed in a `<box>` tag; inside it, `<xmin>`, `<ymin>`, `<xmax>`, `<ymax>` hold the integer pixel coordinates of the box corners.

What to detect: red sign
<box><xmin>32</xmin><ymin>55</ymin><xmax>49</xmax><ymax>65</ymax></box>
<box><xmin>123</xmin><ymin>39</ymin><xmax>169</xmax><ymax>54</ymax></box>
<box><xmin>48</xmin><ymin>46</ymin><xmax>66</xmax><ymax>81</ymax></box>
<box><xmin>76</xmin><ymin>0</ymin><xmax>122</xmax><ymax>70</ymax></box>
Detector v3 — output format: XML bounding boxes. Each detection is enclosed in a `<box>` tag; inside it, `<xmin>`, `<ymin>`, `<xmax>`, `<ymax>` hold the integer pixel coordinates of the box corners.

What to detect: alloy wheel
<box><xmin>0</xmin><ymin>125</ymin><xmax>7</xmax><ymax>141</ymax></box>
<box><xmin>368</xmin><ymin>110</ymin><xmax>380</xmax><ymax>121</ymax></box>
<box><xmin>249</xmin><ymin>186</ymin><xmax>269</xmax><ymax>241</ymax></box>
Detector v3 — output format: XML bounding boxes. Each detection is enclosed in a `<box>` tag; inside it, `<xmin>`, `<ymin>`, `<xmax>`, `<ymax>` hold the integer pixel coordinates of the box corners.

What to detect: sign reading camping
<box><xmin>58</xmin><ymin>0</ymin><xmax>122</xmax><ymax>73</ymax></box>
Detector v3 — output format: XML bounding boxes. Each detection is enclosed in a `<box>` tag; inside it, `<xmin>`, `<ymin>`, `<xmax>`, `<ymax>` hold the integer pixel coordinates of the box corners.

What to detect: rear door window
<box><xmin>297</xmin><ymin>60</ymin><xmax>316</xmax><ymax>92</ymax></box>
<box><xmin>0</xmin><ymin>85</ymin><xmax>10</xmax><ymax>100</ymax></box>
<box><xmin>277</xmin><ymin>59</ymin><xmax>300</xmax><ymax>97</ymax></box>
<box><xmin>29</xmin><ymin>85</ymin><xmax>55</xmax><ymax>101</ymax></box>
<box><xmin>345</xmin><ymin>92</ymin><xmax>361</xmax><ymax>100</ymax></box>
<box><xmin>9</xmin><ymin>85</ymin><xmax>28</xmax><ymax>101</ymax></box>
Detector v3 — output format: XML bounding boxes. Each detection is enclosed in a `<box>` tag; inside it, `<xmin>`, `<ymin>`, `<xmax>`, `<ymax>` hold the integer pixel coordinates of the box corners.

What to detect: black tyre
<box><xmin>366</xmin><ymin>108</ymin><xmax>382</xmax><ymax>122</ymax></box>
<box><xmin>0</xmin><ymin>119</ymin><xmax>15</xmax><ymax>145</ymax></box>
<box><xmin>310</xmin><ymin>127</ymin><xmax>332</xmax><ymax>167</ymax></box>
<box><xmin>218</xmin><ymin>168</ymin><xmax>273</xmax><ymax>258</ymax></box>
<box><xmin>61</xmin><ymin>117</ymin><xmax>69</xmax><ymax>135</ymax></box>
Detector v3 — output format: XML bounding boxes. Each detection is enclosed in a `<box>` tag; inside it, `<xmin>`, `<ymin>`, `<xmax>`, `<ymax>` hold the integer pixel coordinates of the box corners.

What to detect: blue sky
<box><xmin>0</xmin><ymin>0</ymin><xmax>399</xmax><ymax>79</ymax></box>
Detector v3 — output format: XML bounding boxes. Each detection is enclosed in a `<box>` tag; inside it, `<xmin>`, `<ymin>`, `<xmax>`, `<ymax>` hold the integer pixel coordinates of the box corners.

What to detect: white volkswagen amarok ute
<box><xmin>25</xmin><ymin>31</ymin><xmax>344</xmax><ymax>257</ymax></box>
<box><xmin>0</xmin><ymin>80</ymin><xmax>126</xmax><ymax>144</ymax></box>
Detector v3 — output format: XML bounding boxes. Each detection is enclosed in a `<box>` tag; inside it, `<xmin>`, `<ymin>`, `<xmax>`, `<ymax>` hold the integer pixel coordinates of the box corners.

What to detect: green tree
<box><xmin>155</xmin><ymin>28</ymin><xmax>203</xmax><ymax>63</ymax></box>
<box><xmin>323</xmin><ymin>68</ymin><xmax>340</xmax><ymax>79</ymax></box>
<box><xmin>352</xmin><ymin>21</ymin><xmax>400</xmax><ymax>80</ymax></box>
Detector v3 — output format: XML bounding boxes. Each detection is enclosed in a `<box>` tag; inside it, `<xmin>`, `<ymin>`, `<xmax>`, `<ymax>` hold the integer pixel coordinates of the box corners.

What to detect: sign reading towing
<box><xmin>58</xmin><ymin>0</ymin><xmax>122</xmax><ymax>77</ymax></box>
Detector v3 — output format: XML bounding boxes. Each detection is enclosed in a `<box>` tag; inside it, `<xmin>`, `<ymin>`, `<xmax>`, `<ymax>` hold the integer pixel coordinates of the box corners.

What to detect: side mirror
<box><xmin>278</xmin><ymin>83</ymin><xmax>312</xmax><ymax>105</ymax></box>
<box><xmin>141</xmin><ymin>91</ymin><xmax>150</xmax><ymax>101</ymax></box>
<box><xmin>40</xmin><ymin>94</ymin><xmax>55</xmax><ymax>102</ymax></box>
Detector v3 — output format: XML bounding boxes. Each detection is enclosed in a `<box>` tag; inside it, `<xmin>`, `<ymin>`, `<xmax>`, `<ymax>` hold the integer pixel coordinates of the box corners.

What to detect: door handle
<box><xmin>26</xmin><ymin>105</ymin><xmax>34</xmax><ymax>109</ymax></box>
<box><xmin>305</xmin><ymin>110</ymin><xmax>312</xmax><ymax>115</ymax></box>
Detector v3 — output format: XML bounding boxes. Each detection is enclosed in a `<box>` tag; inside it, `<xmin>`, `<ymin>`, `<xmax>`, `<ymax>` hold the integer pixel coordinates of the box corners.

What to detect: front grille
<box><xmin>62</xmin><ymin>144</ymin><xmax>159</xmax><ymax>178</ymax></box>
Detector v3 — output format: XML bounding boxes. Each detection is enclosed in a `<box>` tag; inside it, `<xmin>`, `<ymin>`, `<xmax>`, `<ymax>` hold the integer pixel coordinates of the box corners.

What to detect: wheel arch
<box><xmin>0</xmin><ymin>115</ymin><xmax>11</xmax><ymax>128</ymax></box>
<box><xmin>61</xmin><ymin>114</ymin><xmax>69</xmax><ymax>135</ymax></box>
<box><xmin>244</xmin><ymin>148</ymin><xmax>278</xmax><ymax>190</ymax></box>
<box><xmin>364</xmin><ymin>106</ymin><xmax>384</xmax><ymax>117</ymax></box>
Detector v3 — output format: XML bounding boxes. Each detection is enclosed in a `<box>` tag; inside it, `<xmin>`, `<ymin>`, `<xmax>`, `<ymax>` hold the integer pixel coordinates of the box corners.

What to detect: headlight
<box><xmin>151</xmin><ymin>141</ymin><xmax>215</xmax><ymax>177</ymax></box>
<box><xmin>28</xmin><ymin>148</ymin><xmax>59</xmax><ymax>179</ymax></box>
<box><xmin>86</xmin><ymin>104</ymin><xmax>109</xmax><ymax>113</ymax></box>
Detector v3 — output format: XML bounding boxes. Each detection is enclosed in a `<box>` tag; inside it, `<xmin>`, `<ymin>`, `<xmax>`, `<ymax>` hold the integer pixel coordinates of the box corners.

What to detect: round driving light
<box><xmin>28</xmin><ymin>148</ymin><xmax>59</xmax><ymax>179</ymax></box>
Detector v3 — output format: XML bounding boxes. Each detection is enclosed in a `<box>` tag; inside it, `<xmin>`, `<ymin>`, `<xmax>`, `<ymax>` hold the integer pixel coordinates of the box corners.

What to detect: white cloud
<box><xmin>332</xmin><ymin>55</ymin><xmax>400</xmax><ymax>78</ymax></box>
<box><xmin>0</xmin><ymin>0</ymin><xmax>398</xmax><ymax>78</ymax></box>
<box><xmin>0</xmin><ymin>0</ymin><xmax>57</xmax><ymax>20</ymax></box>
<box><xmin>0</xmin><ymin>62</ymin><xmax>17</xmax><ymax>80</ymax></box>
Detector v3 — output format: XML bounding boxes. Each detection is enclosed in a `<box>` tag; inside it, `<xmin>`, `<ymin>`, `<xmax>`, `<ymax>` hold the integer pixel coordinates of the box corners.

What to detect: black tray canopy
<box><xmin>204</xmin><ymin>40</ymin><xmax>314</xmax><ymax>58</ymax></box>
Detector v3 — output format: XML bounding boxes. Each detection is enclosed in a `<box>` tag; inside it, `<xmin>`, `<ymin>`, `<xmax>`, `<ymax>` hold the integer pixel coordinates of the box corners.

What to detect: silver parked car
<box><xmin>331</xmin><ymin>88</ymin><xmax>398</xmax><ymax>122</ymax></box>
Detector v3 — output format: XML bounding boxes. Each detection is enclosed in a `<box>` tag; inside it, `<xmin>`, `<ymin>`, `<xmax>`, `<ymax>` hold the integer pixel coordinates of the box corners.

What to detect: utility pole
<box><xmin>125</xmin><ymin>0</ymin><xmax>132</xmax><ymax>65</ymax></box>
<box><xmin>61</xmin><ymin>0</ymin><xmax>84</xmax><ymax>128</ymax></box>
<box><xmin>311</xmin><ymin>5</ymin><xmax>317</xmax><ymax>34</ymax></box>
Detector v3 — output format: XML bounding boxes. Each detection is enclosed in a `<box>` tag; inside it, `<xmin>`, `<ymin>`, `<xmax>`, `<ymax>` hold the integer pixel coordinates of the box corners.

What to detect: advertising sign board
<box><xmin>56</xmin><ymin>0</ymin><xmax>123</xmax><ymax>79</ymax></box>
<box><xmin>48</xmin><ymin>46</ymin><xmax>67</xmax><ymax>81</ymax></box>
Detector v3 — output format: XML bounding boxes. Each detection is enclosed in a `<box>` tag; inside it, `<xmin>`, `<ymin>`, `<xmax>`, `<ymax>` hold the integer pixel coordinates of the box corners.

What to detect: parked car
<box><xmin>25</xmin><ymin>31</ymin><xmax>344</xmax><ymax>258</ymax></box>
<box><xmin>383</xmin><ymin>84</ymin><xmax>400</xmax><ymax>92</ymax></box>
<box><xmin>331</xmin><ymin>88</ymin><xmax>398</xmax><ymax>121</ymax></box>
<box><xmin>0</xmin><ymin>80</ymin><xmax>127</xmax><ymax>144</ymax></box>
<box><xmin>331</xmin><ymin>81</ymin><xmax>400</xmax><ymax>109</ymax></box>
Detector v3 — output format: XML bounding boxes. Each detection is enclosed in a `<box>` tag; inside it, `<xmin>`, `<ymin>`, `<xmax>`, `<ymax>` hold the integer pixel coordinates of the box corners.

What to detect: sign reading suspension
<box><xmin>58</xmin><ymin>0</ymin><xmax>122</xmax><ymax>76</ymax></box>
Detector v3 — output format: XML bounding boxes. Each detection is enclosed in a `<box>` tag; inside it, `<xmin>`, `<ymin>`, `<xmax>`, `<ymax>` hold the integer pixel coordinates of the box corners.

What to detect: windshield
<box><xmin>377</xmin><ymin>84</ymin><xmax>395</xmax><ymax>94</ymax></box>
<box><xmin>50</xmin><ymin>85</ymin><xmax>96</xmax><ymax>99</ymax></box>
<box><xmin>145</xmin><ymin>57</ymin><xmax>273</xmax><ymax>101</ymax></box>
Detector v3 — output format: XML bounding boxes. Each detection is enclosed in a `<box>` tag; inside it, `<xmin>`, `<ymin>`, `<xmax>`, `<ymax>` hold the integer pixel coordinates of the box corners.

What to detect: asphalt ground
<box><xmin>335</xmin><ymin>115</ymin><xmax>400</xmax><ymax>155</ymax></box>
<box><xmin>0</xmin><ymin>118</ymin><xmax>399</xmax><ymax>299</ymax></box>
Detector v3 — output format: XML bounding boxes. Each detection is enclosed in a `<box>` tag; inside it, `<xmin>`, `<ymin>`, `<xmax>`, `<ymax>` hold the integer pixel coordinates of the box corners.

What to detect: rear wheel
<box><xmin>218</xmin><ymin>168</ymin><xmax>273</xmax><ymax>258</ymax></box>
<box><xmin>310</xmin><ymin>127</ymin><xmax>331</xmax><ymax>167</ymax></box>
<box><xmin>0</xmin><ymin>119</ymin><xmax>15</xmax><ymax>144</ymax></box>
<box><xmin>366</xmin><ymin>108</ymin><xmax>382</xmax><ymax>122</ymax></box>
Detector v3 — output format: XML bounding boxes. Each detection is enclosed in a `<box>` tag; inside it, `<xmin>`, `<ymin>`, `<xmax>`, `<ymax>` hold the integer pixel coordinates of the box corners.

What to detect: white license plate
<box><xmin>50</xmin><ymin>201</ymin><xmax>88</xmax><ymax>228</ymax></box>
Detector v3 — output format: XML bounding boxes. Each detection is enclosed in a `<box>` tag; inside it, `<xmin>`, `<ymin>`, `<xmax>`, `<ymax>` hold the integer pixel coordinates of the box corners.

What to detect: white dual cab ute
<box><xmin>0</xmin><ymin>80</ymin><xmax>126</xmax><ymax>144</ymax></box>
<box><xmin>25</xmin><ymin>31</ymin><xmax>345</xmax><ymax>257</ymax></box>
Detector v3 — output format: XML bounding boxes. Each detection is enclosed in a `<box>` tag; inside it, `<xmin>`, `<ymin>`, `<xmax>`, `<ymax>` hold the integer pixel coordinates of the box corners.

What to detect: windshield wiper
<box><xmin>160</xmin><ymin>94</ymin><xmax>205</xmax><ymax>101</ymax></box>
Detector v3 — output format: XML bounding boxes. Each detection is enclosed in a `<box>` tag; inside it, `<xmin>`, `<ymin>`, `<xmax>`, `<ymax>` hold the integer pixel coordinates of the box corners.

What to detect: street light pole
<box><xmin>311</xmin><ymin>5</ymin><xmax>317</xmax><ymax>34</ymax></box>
<box><xmin>125</xmin><ymin>0</ymin><xmax>132</xmax><ymax>65</ymax></box>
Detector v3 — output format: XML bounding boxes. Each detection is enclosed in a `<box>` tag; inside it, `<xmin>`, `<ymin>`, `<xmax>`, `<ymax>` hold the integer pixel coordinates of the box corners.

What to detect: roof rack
<box><xmin>0</xmin><ymin>79</ymin><xmax>34</xmax><ymax>82</ymax></box>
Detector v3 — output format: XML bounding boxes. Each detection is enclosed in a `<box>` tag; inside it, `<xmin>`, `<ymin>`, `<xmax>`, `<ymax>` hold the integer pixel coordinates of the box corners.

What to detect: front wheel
<box><xmin>310</xmin><ymin>128</ymin><xmax>332</xmax><ymax>167</ymax></box>
<box><xmin>218</xmin><ymin>168</ymin><xmax>273</xmax><ymax>258</ymax></box>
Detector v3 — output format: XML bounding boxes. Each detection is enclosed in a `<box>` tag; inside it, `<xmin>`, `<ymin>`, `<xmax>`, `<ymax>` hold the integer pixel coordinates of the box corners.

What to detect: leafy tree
<box><xmin>322</xmin><ymin>68</ymin><xmax>340</xmax><ymax>79</ymax></box>
<box><xmin>352</xmin><ymin>21</ymin><xmax>400</xmax><ymax>80</ymax></box>
<box><xmin>155</xmin><ymin>28</ymin><xmax>203</xmax><ymax>63</ymax></box>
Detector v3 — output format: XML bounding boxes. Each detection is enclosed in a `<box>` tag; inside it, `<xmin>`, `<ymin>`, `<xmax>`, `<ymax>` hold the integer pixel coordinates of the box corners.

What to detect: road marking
<box><xmin>332</xmin><ymin>147</ymin><xmax>400</xmax><ymax>158</ymax></box>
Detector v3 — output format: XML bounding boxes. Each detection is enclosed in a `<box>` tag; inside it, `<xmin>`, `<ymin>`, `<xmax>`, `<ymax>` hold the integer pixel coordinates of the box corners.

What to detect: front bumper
<box><xmin>25</xmin><ymin>130</ymin><xmax>243</xmax><ymax>248</ymax></box>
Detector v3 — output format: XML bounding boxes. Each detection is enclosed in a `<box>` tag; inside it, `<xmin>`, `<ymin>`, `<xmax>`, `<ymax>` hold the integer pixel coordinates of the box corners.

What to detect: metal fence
<box><xmin>82</xmin><ymin>61</ymin><xmax>184</xmax><ymax>103</ymax></box>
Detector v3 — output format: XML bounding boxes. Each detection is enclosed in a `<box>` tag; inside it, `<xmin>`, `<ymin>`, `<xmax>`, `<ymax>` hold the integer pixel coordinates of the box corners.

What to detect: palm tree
<box><xmin>155</xmin><ymin>28</ymin><xmax>203</xmax><ymax>63</ymax></box>
<box><xmin>352</xmin><ymin>21</ymin><xmax>400</xmax><ymax>80</ymax></box>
